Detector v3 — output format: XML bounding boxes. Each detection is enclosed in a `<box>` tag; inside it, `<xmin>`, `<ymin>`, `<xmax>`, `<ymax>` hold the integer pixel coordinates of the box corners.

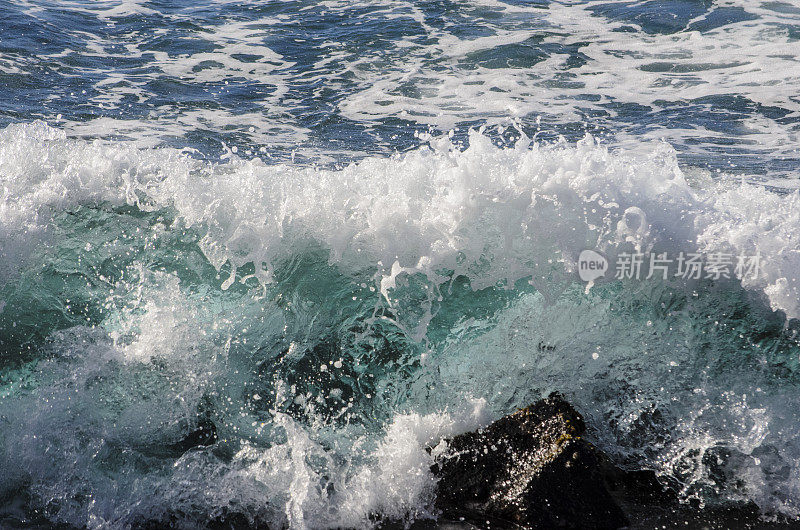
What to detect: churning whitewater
<box><xmin>1</xmin><ymin>122</ymin><xmax>800</xmax><ymax>527</ymax></box>
<box><xmin>1</xmin><ymin>0</ymin><xmax>800</xmax><ymax>528</ymax></box>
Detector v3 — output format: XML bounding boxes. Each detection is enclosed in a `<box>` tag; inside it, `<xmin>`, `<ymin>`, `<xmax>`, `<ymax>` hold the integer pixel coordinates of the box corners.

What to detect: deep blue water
<box><xmin>2</xmin><ymin>0</ymin><xmax>799</xmax><ymax>173</ymax></box>
<box><xmin>2</xmin><ymin>1</ymin><xmax>800</xmax><ymax>528</ymax></box>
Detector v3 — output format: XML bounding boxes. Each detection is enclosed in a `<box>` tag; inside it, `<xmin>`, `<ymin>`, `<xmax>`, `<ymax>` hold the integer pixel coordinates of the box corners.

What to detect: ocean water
<box><xmin>1</xmin><ymin>0</ymin><xmax>800</xmax><ymax>528</ymax></box>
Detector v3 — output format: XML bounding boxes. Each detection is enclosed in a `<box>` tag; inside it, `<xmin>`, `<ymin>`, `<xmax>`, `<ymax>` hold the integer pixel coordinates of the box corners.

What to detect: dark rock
<box><xmin>432</xmin><ymin>393</ymin><xmax>628</xmax><ymax>529</ymax></box>
<box><xmin>168</xmin><ymin>417</ymin><xmax>218</xmax><ymax>454</ymax></box>
<box><xmin>601</xmin><ymin>460</ymin><xmax>800</xmax><ymax>530</ymax></box>
<box><xmin>137</xmin><ymin>417</ymin><xmax>219</xmax><ymax>459</ymax></box>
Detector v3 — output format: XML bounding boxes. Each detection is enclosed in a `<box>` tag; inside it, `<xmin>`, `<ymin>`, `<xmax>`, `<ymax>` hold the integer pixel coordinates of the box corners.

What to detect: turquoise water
<box><xmin>2</xmin><ymin>1</ymin><xmax>800</xmax><ymax>528</ymax></box>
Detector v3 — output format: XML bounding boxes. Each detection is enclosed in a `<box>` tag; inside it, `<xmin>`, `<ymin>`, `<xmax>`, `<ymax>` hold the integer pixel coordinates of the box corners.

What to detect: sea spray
<box><xmin>1</xmin><ymin>123</ymin><xmax>799</xmax><ymax>527</ymax></box>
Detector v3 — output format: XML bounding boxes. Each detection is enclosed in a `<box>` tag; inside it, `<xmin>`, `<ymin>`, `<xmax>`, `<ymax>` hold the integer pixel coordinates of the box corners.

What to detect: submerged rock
<box><xmin>432</xmin><ymin>393</ymin><xmax>627</xmax><ymax>529</ymax></box>
<box><xmin>168</xmin><ymin>417</ymin><xmax>218</xmax><ymax>454</ymax></box>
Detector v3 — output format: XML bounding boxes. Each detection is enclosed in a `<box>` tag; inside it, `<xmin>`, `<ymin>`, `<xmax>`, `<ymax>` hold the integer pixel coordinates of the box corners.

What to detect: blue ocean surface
<box><xmin>1</xmin><ymin>0</ymin><xmax>800</xmax><ymax>527</ymax></box>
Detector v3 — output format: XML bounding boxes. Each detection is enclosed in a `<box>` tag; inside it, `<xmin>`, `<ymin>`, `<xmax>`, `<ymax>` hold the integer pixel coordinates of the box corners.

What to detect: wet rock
<box><xmin>601</xmin><ymin>462</ymin><xmax>800</xmax><ymax>530</ymax></box>
<box><xmin>432</xmin><ymin>393</ymin><xmax>627</xmax><ymax>529</ymax></box>
<box><xmin>168</xmin><ymin>417</ymin><xmax>218</xmax><ymax>454</ymax></box>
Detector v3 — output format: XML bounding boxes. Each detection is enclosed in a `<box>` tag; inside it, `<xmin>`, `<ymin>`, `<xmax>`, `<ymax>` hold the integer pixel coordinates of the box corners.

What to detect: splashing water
<box><xmin>0</xmin><ymin>122</ymin><xmax>799</xmax><ymax>527</ymax></box>
<box><xmin>2</xmin><ymin>0</ymin><xmax>800</xmax><ymax>528</ymax></box>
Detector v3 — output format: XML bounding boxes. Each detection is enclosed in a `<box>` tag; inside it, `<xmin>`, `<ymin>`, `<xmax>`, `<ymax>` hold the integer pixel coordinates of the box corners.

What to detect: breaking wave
<box><xmin>1</xmin><ymin>122</ymin><xmax>800</xmax><ymax>527</ymax></box>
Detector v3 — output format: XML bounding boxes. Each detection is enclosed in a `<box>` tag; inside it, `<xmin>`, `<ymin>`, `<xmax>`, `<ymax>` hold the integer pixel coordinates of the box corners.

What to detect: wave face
<box><xmin>1</xmin><ymin>0</ymin><xmax>800</xmax><ymax>528</ymax></box>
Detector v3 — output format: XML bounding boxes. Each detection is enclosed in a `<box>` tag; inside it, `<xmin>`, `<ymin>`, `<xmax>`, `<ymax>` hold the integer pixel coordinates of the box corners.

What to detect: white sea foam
<box><xmin>7</xmin><ymin>0</ymin><xmax>799</xmax><ymax>168</ymax></box>
<box><xmin>332</xmin><ymin>0</ymin><xmax>800</xmax><ymax>161</ymax></box>
<box><xmin>2</xmin><ymin>121</ymin><xmax>799</xmax><ymax>317</ymax></box>
<box><xmin>10</xmin><ymin>0</ymin><xmax>307</xmax><ymax>150</ymax></box>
